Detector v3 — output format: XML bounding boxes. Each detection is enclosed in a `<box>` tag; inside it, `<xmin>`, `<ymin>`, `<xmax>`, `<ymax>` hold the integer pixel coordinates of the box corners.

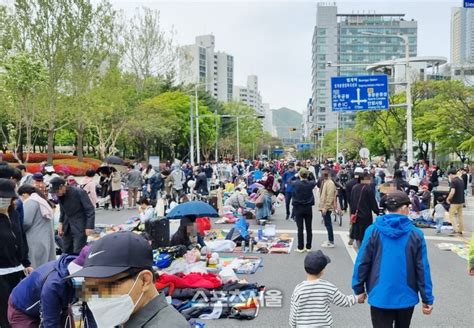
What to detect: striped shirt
<box><xmin>289</xmin><ymin>279</ymin><xmax>357</xmax><ymax>327</ymax></box>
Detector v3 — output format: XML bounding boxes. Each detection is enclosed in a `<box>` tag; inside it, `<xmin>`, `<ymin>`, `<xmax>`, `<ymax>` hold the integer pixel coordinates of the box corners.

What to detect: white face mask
<box><xmin>87</xmin><ymin>274</ymin><xmax>144</xmax><ymax>328</ymax></box>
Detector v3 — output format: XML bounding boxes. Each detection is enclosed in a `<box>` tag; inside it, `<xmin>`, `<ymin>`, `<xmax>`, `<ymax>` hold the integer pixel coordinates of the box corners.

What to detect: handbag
<box><xmin>255</xmin><ymin>193</ymin><xmax>265</xmax><ymax>208</ymax></box>
<box><xmin>350</xmin><ymin>185</ymin><xmax>366</xmax><ymax>224</ymax></box>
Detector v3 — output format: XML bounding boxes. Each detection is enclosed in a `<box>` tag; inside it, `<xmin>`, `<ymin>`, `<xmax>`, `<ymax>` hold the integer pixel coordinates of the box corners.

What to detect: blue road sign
<box><xmin>296</xmin><ymin>143</ymin><xmax>314</xmax><ymax>151</ymax></box>
<box><xmin>465</xmin><ymin>1</ymin><xmax>474</xmax><ymax>8</ymax></box>
<box><xmin>273</xmin><ymin>149</ymin><xmax>284</xmax><ymax>155</ymax></box>
<box><xmin>331</xmin><ymin>75</ymin><xmax>389</xmax><ymax>112</ymax></box>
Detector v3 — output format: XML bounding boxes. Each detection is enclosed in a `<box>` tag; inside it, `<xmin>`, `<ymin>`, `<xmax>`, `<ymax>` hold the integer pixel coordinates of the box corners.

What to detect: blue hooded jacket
<box><xmin>352</xmin><ymin>213</ymin><xmax>434</xmax><ymax>309</ymax></box>
<box><xmin>10</xmin><ymin>254</ymin><xmax>96</xmax><ymax>328</ymax></box>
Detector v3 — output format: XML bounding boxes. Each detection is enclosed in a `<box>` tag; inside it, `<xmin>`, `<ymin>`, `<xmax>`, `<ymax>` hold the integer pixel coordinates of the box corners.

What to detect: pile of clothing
<box><xmin>157</xmin><ymin>278</ymin><xmax>264</xmax><ymax>321</ymax></box>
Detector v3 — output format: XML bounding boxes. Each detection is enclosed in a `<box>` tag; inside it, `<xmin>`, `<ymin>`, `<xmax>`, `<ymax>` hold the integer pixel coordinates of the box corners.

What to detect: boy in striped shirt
<box><xmin>289</xmin><ymin>250</ymin><xmax>364</xmax><ymax>327</ymax></box>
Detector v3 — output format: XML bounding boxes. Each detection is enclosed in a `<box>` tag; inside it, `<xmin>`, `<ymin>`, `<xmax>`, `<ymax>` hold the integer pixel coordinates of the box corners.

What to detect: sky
<box><xmin>110</xmin><ymin>0</ymin><xmax>459</xmax><ymax>113</ymax></box>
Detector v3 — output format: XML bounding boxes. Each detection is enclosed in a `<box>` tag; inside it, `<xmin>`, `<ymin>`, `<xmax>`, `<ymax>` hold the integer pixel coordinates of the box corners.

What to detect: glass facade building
<box><xmin>310</xmin><ymin>3</ymin><xmax>417</xmax><ymax>132</ymax></box>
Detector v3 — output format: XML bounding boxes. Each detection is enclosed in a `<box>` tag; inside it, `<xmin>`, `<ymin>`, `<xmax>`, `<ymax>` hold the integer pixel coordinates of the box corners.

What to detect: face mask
<box><xmin>0</xmin><ymin>198</ymin><xmax>11</xmax><ymax>209</ymax></box>
<box><xmin>87</xmin><ymin>274</ymin><xmax>144</xmax><ymax>328</ymax></box>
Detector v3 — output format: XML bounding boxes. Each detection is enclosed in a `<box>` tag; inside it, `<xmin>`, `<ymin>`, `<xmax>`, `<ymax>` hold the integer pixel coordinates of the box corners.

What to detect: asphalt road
<box><xmin>95</xmin><ymin>195</ymin><xmax>474</xmax><ymax>328</ymax></box>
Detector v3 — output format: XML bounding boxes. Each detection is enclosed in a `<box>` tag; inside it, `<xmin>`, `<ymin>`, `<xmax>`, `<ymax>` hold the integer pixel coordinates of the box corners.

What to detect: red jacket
<box><xmin>156</xmin><ymin>272</ymin><xmax>222</xmax><ymax>296</ymax></box>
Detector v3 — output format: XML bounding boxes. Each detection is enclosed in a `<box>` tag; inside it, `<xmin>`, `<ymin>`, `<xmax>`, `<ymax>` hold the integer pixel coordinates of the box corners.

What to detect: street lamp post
<box><xmin>189</xmin><ymin>96</ymin><xmax>195</xmax><ymax>165</ymax></box>
<box><xmin>195</xmin><ymin>83</ymin><xmax>200</xmax><ymax>165</ymax></box>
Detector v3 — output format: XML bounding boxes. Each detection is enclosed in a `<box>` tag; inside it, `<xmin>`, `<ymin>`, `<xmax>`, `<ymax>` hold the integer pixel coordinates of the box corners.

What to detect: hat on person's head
<box><xmin>299</xmin><ymin>167</ymin><xmax>308</xmax><ymax>178</ymax></box>
<box><xmin>0</xmin><ymin>178</ymin><xmax>18</xmax><ymax>198</ymax></box>
<box><xmin>384</xmin><ymin>190</ymin><xmax>411</xmax><ymax>209</ymax></box>
<box><xmin>447</xmin><ymin>168</ymin><xmax>458</xmax><ymax>175</ymax></box>
<box><xmin>32</xmin><ymin>173</ymin><xmax>44</xmax><ymax>181</ymax></box>
<box><xmin>68</xmin><ymin>231</ymin><xmax>153</xmax><ymax>278</ymax></box>
<box><xmin>354</xmin><ymin>167</ymin><xmax>364</xmax><ymax>174</ymax></box>
<box><xmin>67</xmin><ymin>244</ymin><xmax>92</xmax><ymax>275</ymax></box>
<box><xmin>304</xmin><ymin>250</ymin><xmax>331</xmax><ymax>275</ymax></box>
<box><xmin>49</xmin><ymin>177</ymin><xmax>66</xmax><ymax>193</ymax></box>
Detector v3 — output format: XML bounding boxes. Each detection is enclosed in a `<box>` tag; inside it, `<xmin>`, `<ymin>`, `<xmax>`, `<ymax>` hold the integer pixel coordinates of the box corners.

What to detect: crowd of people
<box><xmin>0</xmin><ymin>156</ymin><xmax>472</xmax><ymax>328</ymax></box>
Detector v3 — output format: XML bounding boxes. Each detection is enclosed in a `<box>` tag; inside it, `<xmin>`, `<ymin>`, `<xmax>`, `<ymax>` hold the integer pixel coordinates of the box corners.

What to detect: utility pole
<box><xmin>195</xmin><ymin>85</ymin><xmax>200</xmax><ymax>165</ymax></box>
<box><xmin>189</xmin><ymin>96</ymin><xmax>194</xmax><ymax>165</ymax></box>
<box><xmin>404</xmin><ymin>35</ymin><xmax>414</xmax><ymax>167</ymax></box>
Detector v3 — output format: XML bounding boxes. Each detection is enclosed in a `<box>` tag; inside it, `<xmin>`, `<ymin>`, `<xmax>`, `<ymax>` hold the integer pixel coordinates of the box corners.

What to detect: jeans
<box><xmin>322</xmin><ymin>210</ymin><xmax>334</xmax><ymax>243</ymax></box>
<box><xmin>435</xmin><ymin>217</ymin><xmax>443</xmax><ymax>232</ymax></box>
<box><xmin>370</xmin><ymin>306</ymin><xmax>414</xmax><ymax>328</ymax></box>
<box><xmin>294</xmin><ymin>206</ymin><xmax>313</xmax><ymax>250</ymax></box>
<box><xmin>284</xmin><ymin>192</ymin><xmax>293</xmax><ymax>217</ymax></box>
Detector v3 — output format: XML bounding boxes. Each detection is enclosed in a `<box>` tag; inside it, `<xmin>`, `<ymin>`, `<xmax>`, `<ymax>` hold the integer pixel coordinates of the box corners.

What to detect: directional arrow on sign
<box><xmin>350</xmin><ymin>88</ymin><xmax>367</xmax><ymax>105</ymax></box>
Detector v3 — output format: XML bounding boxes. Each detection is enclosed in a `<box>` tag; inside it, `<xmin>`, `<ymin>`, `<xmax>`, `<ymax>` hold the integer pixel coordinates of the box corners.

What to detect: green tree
<box><xmin>1</xmin><ymin>52</ymin><xmax>47</xmax><ymax>163</ymax></box>
<box><xmin>64</xmin><ymin>0</ymin><xmax>119</xmax><ymax>162</ymax></box>
<box><xmin>14</xmin><ymin>0</ymin><xmax>73</xmax><ymax>164</ymax></box>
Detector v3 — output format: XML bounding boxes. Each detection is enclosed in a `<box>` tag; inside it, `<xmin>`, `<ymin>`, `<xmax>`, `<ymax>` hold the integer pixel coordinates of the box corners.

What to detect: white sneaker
<box><xmin>321</xmin><ymin>241</ymin><xmax>335</xmax><ymax>248</ymax></box>
<box><xmin>296</xmin><ymin>248</ymin><xmax>306</xmax><ymax>253</ymax></box>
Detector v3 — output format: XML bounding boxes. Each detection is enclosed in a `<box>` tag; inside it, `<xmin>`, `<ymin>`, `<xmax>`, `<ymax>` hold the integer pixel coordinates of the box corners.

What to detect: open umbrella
<box><xmin>96</xmin><ymin>166</ymin><xmax>111</xmax><ymax>175</ymax></box>
<box><xmin>166</xmin><ymin>201</ymin><xmax>218</xmax><ymax>219</ymax></box>
<box><xmin>105</xmin><ymin>156</ymin><xmax>124</xmax><ymax>165</ymax></box>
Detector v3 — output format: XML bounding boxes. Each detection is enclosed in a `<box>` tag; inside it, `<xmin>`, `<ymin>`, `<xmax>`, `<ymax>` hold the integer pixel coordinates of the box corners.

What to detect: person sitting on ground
<box><xmin>69</xmin><ymin>232</ymin><xmax>189</xmax><ymax>327</ymax></box>
<box><xmin>224</xmin><ymin>187</ymin><xmax>246</xmax><ymax>211</ymax></box>
<box><xmin>138</xmin><ymin>198</ymin><xmax>154</xmax><ymax>224</ymax></box>
<box><xmin>433</xmin><ymin>196</ymin><xmax>447</xmax><ymax>234</ymax></box>
<box><xmin>289</xmin><ymin>250</ymin><xmax>361</xmax><ymax>328</ymax></box>
<box><xmin>170</xmin><ymin>217</ymin><xmax>205</xmax><ymax>248</ymax></box>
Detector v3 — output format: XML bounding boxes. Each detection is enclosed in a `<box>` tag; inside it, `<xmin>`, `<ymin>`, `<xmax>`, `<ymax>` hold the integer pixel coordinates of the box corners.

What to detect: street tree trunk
<box><xmin>76</xmin><ymin>124</ymin><xmax>85</xmax><ymax>162</ymax></box>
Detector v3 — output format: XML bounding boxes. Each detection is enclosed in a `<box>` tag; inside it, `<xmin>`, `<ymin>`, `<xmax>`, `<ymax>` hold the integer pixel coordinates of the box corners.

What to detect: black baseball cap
<box><xmin>304</xmin><ymin>250</ymin><xmax>331</xmax><ymax>275</ymax></box>
<box><xmin>49</xmin><ymin>177</ymin><xmax>66</xmax><ymax>192</ymax></box>
<box><xmin>68</xmin><ymin>231</ymin><xmax>153</xmax><ymax>278</ymax></box>
<box><xmin>0</xmin><ymin>178</ymin><xmax>18</xmax><ymax>198</ymax></box>
<box><xmin>384</xmin><ymin>190</ymin><xmax>411</xmax><ymax>209</ymax></box>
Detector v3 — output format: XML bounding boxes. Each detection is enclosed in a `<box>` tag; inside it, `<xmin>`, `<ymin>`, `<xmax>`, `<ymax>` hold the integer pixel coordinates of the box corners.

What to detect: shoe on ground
<box><xmin>348</xmin><ymin>239</ymin><xmax>354</xmax><ymax>246</ymax></box>
<box><xmin>305</xmin><ymin>248</ymin><xmax>311</xmax><ymax>252</ymax></box>
<box><xmin>285</xmin><ymin>215</ymin><xmax>289</xmax><ymax>220</ymax></box>
<box><xmin>321</xmin><ymin>241</ymin><xmax>335</xmax><ymax>248</ymax></box>
<box><xmin>436</xmin><ymin>230</ymin><xmax>441</xmax><ymax>234</ymax></box>
<box><xmin>296</xmin><ymin>248</ymin><xmax>306</xmax><ymax>253</ymax></box>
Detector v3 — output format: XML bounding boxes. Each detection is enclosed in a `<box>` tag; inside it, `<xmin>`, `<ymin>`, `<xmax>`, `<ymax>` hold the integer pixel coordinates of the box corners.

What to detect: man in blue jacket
<box><xmin>282</xmin><ymin>162</ymin><xmax>297</xmax><ymax>220</ymax></box>
<box><xmin>8</xmin><ymin>247</ymin><xmax>96</xmax><ymax>328</ymax></box>
<box><xmin>352</xmin><ymin>190</ymin><xmax>434</xmax><ymax>327</ymax></box>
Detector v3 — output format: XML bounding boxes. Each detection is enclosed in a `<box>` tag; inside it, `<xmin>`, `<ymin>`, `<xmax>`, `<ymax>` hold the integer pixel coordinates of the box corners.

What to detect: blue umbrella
<box><xmin>166</xmin><ymin>201</ymin><xmax>218</xmax><ymax>219</ymax></box>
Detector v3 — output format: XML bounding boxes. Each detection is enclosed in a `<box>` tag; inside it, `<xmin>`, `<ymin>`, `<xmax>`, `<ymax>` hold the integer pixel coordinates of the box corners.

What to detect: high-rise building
<box><xmin>233</xmin><ymin>75</ymin><xmax>263</xmax><ymax>115</ymax></box>
<box><xmin>179</xmin><ymin>35</ymin><xmax>234</xmax><ymax>102</ymax></box>
<box><xmin>310</xmin><ymin>3</ymin><xmax>417</xmax><ymax>132</ymax></box>
<box><xmin>262</xmin><ymin>103</ymin><xmax>275</xmax><ymax>136</ymax></box>
<box><xmin>451</xmin><ymin>7</ymin><xmax>474</xmax><ymax>65</ymax></box>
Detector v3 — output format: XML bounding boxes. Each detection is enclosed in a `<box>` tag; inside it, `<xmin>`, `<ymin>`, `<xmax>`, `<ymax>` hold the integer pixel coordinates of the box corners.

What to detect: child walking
<box><xmin>289</xmin><ymin>250</ymin><xmax>363</xmax><ymax>327</ymax></box>
<box><xmin>433</xmin><ymin>196</ymin><xmax>447</xmax><ymax>233</ymax></box>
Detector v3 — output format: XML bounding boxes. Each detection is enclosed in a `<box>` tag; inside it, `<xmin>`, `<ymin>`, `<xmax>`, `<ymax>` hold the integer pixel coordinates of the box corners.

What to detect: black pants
<box><xmin>338</xmin><ymin>190</ymin><xmax>347</xmax><ymax>211</ymax></box>
<box><xmin>0</xmin><ymin>271</ymin><xmax>25</xmax><ymax>328</ymax></box>
<box><xmin>62</xmin><ymin>232</ymin><xmax>87</xmax><ymax>255</ymax></box>
<box><xmin>294</xmin><ymin>205</ymin><xmax>313</xmax><ymax>250</ymax></box>
<box><xmin>110</xmin><ymin>190</ymin><xmax>121</xmax><ymax>209</ymax></box>
<box><xmin>285</xmin><ymin>192</ymin><xmax>293</xmax><ymax>217</ymax></box>
<box><xmin>370</xmin><ymin>306</ymin><xmax>414</xmax><ymax>328</ymax></box>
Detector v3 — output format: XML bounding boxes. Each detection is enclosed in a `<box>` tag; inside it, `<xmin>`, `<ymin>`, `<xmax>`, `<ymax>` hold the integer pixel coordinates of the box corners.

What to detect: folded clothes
<box><xmin>156</xmin><ymin>272</ymin><xmax>223</xmax><ymax>296</ymax></box>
